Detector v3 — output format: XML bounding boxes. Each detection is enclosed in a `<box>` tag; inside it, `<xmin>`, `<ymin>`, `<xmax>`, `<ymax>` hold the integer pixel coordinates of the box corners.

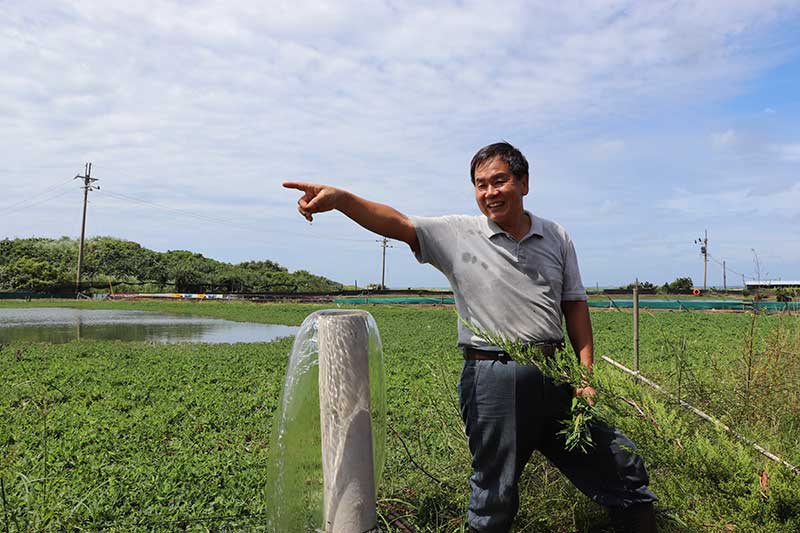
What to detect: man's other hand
<box><xmin>282</xmin><ymin>182</ymin><xmax>341</xmax><ymax>222</ymax></box>
<box><xmin>575</xmin><ymin>385</ymin><xmax>596</xmax><ymax>406</ymax></box>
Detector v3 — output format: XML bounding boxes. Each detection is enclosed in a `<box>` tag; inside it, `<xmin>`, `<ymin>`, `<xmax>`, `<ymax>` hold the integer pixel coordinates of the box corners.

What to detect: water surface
<box><xmin>0</xmin><ymin>308</ymin><xmax>298</xmax><ymax>344</ymax></box>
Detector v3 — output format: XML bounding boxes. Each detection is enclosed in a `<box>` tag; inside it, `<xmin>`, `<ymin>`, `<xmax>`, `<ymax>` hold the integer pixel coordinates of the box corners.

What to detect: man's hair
<box><xmin>470</xmin><ymin>141</ymin><xmax>529</xmax><ymax>184</ymax></box>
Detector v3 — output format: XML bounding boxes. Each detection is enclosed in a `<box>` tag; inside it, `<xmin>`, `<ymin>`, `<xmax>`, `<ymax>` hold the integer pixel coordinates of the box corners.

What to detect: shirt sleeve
<box><xmin>562</xmin><ymin>237</ymin><xmax>588</xmax><ymax>301</ymax></box>
<box><xmin>408</xmin><ymin>215</ymin><xmax>459</xmax><ymax>274</ymax></box>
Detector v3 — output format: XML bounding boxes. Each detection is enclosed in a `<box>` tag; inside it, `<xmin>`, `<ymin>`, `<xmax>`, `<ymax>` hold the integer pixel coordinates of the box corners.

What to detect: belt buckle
<box><xmin>497</xmin><ymin>351</ymin><xmax>511</xmax><ymax>363</ymax></box>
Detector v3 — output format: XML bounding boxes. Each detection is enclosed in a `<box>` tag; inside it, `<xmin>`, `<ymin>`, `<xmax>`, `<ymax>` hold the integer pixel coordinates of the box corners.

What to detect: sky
<box><xmin>2</xmin><ymin>1</ymin><xmax>799</xmax><ymax>289</ymax></box>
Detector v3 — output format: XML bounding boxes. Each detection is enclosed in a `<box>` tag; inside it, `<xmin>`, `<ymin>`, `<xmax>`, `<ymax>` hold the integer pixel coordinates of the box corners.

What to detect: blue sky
<box><xmin>2</xmin><ymin>1</ymin><xmax>799</xmax><ymax>289</ymax></box>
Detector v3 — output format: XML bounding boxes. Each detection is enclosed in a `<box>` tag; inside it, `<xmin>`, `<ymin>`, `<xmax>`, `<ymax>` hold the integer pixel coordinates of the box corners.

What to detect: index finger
<box><xmin>282</xmin><ymin>181</ymin><xmax>313</xmax><ymax>192</ymax></box>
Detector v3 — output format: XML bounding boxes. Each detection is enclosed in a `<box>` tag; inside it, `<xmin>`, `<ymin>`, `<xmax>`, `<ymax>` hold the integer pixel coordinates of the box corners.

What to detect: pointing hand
<box><xmin>282</xmin><ymin>182</ymin><xmax>342</xmax><ymax>222</ymax></box>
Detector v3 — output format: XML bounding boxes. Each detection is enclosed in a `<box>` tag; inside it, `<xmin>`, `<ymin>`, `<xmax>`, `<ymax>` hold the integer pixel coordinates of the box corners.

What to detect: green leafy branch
<box><xmin>460</xmin><ymin>318</ymin><xmax>604</xmax><ymax>453</ymax></box>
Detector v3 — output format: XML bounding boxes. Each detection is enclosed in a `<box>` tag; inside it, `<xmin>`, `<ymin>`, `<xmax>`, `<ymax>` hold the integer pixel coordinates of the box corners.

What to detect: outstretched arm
<box><xmin>282</xmin><ymin>181</ymin><xmax>420</xmax><ymax>253</ymax></box>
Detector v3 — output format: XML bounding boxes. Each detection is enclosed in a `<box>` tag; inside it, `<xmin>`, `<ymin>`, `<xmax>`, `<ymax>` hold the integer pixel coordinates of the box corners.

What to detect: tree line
<box><xmin>0</xmin><ymin>236</ymin><xmax>343</xmax><ymax>294</ymax></box>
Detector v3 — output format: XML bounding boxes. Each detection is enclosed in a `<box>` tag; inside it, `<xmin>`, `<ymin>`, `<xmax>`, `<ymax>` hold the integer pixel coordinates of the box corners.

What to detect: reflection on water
<box><xmin>0</xmin><ymin>308</ymin><xmax>299</xmax><ymax>344</ymax></box>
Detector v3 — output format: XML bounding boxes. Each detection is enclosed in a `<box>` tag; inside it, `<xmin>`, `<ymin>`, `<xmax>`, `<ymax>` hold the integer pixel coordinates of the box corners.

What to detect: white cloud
<box><xmin>2</xmin><ymin>1</ymin><xmax>800</xmax><ymax>285</ymax></box>
<box><xmin>659</xmin><ymin>182</ymin><xmax>800</xmax><ymax>218</ymax></box>
<box><xmin>711</xmin><ymin>130</ymin><xmax>739</xmax><ymax>150</ymax></box>
<box><xmin>770</xmin><ymin>143</ymin><xmax>800</xmax><ymax>162</ymax></box>
<box><xmin>589</xmin><ymin>139</ymin><xmax>626</xmax><ymax>159</ymax></box>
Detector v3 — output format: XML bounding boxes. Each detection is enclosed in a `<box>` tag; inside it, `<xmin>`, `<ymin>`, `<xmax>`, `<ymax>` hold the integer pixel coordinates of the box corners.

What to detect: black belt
<box><xmin>463</xmin><ymin>342</ymin><xmax>563</xmax><ymax>362</ymax></box>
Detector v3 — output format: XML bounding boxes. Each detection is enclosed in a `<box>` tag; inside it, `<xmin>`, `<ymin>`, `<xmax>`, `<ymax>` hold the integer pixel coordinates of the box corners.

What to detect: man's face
<box><xmin>473</xmin><ymin>156</ymin><xmax>529</xmax><ymax>228</ymax></box>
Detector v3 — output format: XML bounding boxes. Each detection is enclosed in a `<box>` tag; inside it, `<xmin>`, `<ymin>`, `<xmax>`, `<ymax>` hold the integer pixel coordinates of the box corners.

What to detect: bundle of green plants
<box><xmin>463</xmin><ymin>323</ymin><xmax>601</xmax><ymax>453</ymax></box>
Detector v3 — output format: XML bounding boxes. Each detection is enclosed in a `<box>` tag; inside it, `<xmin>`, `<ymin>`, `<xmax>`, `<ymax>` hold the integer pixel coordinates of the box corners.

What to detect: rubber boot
<box><xmin>608</xmin><ymin>502</ymin><xmax>657</xmax><ymax>533</ymax></box>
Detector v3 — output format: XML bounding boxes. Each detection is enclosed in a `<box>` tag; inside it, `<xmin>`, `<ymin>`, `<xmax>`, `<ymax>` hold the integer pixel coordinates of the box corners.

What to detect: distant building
<box><xmin>745</xmin><ymin>280</ymin><xmax>800</xmax><ymax>289</ymax></box>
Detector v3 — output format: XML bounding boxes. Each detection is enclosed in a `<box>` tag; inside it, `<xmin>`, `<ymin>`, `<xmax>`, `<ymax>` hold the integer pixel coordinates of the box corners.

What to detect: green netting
<box><xmin>333</xmin><ymin>296</ymin><xmax>799</xmax><ymax>312</ymax></box>
<box><xmin>333</xmin><ymin>296</ymin><xmax>454</xmax><ymax>305</ymax></box>
<box><xmin>589</xmin><ymin>299</ymin><xmax>799</xmax><ymax>312</ymax></box>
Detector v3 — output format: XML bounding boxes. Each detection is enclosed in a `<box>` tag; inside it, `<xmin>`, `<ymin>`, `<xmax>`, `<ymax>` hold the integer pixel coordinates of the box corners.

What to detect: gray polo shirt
<box><xmin>410</xmin><ymin>212</ymin><xmax>587</xmax><ymax>348</ymax></box>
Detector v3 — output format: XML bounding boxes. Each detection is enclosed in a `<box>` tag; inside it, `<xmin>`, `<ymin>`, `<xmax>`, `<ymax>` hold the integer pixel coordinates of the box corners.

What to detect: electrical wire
<box><xmin>707</xmin><ymin>254</ymin><xmax>752</xmax><ymax>280</ymax></box>
<box><xmin>97</xmin><ymin>189</ymin><xmax>377</xmax><ymax>244</ymax></box>
<box><xmin>1</xmin><ymin>178</ymin><xmax>76</xmax><ymax>214</ymax></box>
<box><xmin>2</xmin><ymin>187</ymin><xmax>76</xmax><ymax>217</ymax></box>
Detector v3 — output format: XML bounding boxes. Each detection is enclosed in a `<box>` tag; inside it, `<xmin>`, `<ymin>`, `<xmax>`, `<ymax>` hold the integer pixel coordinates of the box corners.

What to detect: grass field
<box><xmin>1</xmin><ymin>300</ymin><xmax>799</xmax><ymax>531</ymax></box>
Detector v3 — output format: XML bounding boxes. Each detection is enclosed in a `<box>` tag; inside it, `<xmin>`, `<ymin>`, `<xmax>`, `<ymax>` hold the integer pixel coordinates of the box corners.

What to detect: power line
<box><xmin>90</xmin><ymin>190</ymin><xmax>379</xmax><ymax>268</ymax></box>
<box><xmin>4</xmin><ymin>188</ymin><xmax>75</xmax><ymax>217</ymax></box>
<box><xmin>97</xmin><ymin>189</ymin><xmax>375</xmax><ymax>244</ymax></box>
<box><xmin>2</xmin><ymin>184</ymin><xmax>76</xmax><ymax>218</ymax></box>
<box><xmin>1</xmin><ymin>177</ymin><xmax>75</xmax><ymax>212</ymax></box>
<box><xmin>101</xmin><ymin>190</ymin><xmax>254</xmax><ymax>228</ymax></box>
<box><xmin>707</xmin><ymin>254</ymin><xmax>751</xmax><ymax>280</ymax></box>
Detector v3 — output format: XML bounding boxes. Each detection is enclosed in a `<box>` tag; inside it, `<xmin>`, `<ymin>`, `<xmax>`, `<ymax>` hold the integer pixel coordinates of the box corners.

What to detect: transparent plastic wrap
<box><xmin>265</xmin><ymin>310</ymin><xmax>386</xmax><ymax>532</ymax></box>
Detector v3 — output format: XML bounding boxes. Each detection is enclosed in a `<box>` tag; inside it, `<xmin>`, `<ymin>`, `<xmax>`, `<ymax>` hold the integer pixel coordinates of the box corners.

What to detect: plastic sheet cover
<box><xmin>265</xmin><ymin>310</ymin><xmax>386</xmax><ymax>532</ymax></box>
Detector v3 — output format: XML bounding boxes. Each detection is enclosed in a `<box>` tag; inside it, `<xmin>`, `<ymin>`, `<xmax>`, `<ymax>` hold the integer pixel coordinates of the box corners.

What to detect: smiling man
<box><xmin>284</xmin><ymin>142</ymin><xmax>657</xmax><ymax>532</ymax></box>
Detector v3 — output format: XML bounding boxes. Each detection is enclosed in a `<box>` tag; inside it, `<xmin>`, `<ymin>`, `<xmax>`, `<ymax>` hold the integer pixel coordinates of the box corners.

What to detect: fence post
<box><xmin>317</xmin><ymin>312</ymin><xmax>378</xmax><ymax>533</ymax></box>
<box><xmin>633</xmin><ymin>279</ymin><xmax>640</xmax><ymax>379</ymax></box>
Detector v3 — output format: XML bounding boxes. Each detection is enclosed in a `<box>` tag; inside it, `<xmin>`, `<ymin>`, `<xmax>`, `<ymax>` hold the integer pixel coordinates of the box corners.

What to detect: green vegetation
<box><xmin>1</xmin><ymin>300</ymin><xmax>799</xmax><ymax>531</ymax></box>
<box><xmin>624</xmin><ymin>280</ymin><xmax>656</xmax><ymax>291</ymax></box>
<box><xmin>461</xmin><ymin>322</ymin><xmax>598</xmax><ymax>453</ymax></box>
<box><xmin>775</xmin><ymin>287</ymin><xmax>797</xmax><ymax>302</ymax></box>
<box><xmin>0</xmin><ymin>237</ymin><xmax>342</xmax><ymax>294</ymax></box>
<box><xmin>664</xmin><ymin>276</ymin><xmax>694</xmax><ymax>292</ymax></box>
<box><xmin>615</xmin><ymin>277</ymin><xmax>693</xmax><ymax>293</ymax></box>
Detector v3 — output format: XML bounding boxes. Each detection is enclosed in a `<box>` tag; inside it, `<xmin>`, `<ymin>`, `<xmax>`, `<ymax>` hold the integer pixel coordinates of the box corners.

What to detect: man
<box><xmin>284</xmin><ymin>142</ymin><xmax>657</xmax><ymax>532</ymax></box>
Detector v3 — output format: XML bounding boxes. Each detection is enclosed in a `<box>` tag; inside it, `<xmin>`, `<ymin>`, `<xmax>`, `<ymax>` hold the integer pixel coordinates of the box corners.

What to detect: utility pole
<box><xmin>694</xmin><ymin>230</ymin><xmax>708</xmax><ymax>290</ymax></box>
<box><xmin>377</xmin><ymin>238</ymin><xmax>393</xmax><ymax>290</ymax></box>
<box><xmin>75</xmin><ymin>162</ymin><xmax>99</xmax><ymax>296</ymax></box>
<box><xmin>723</xmin><ymin>260</ymin><xmax>727</xmax><ymax>291</ymax></box>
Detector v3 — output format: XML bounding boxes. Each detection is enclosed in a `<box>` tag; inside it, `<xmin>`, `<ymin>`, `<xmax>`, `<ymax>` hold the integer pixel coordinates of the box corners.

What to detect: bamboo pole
<box><xmin>318</xmin><ymin>312</ymin><xmax>378</xmax><ymax>532</ymax></box>
<box><xmin>601</xmin><ymin>355</ymin><xmax>800</xmax><ymax>474</ymax></box>
<box><xmin>633</xmin><ymin>280</ymin><xmax>640</xmax><ymax>378</ymax></box>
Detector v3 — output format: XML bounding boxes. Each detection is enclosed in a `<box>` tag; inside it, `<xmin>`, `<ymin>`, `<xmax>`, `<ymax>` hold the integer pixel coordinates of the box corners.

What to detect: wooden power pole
<box><xmin>703</xmin><ymin>230</ymin><xmax>708</xmax><ymax>290</ymax></box>
<box><xmin>75</xmin><ymin>163</ymin><xmax>99</xmax><ymax>296</ymax></box>
<box><xmin>694</xmin><ymin>230</ymin><xmax>708</xmax><ymax>290</ymax></box>
<box><xmin>723</xmin><ymin>260</ymin><xmax>727</xmax><ymax>291</ymax></box>
<box><xmin>377</xmin><ymin>238</ymin><xmax>393</xmax><ymax>290</ymax></box>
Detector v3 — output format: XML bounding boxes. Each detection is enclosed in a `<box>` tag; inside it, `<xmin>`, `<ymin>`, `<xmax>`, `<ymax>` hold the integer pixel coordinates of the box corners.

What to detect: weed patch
<box><xmin>1</xmin><ymin>301</ymin><xmax>798</xmax><ymax>531</ymax></box>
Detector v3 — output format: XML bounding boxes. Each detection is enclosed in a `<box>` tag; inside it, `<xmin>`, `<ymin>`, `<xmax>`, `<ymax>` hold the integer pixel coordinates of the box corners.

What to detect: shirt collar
<box><xmin>482</xmin><ymin>210</ymin><xmax>543</xmax><ymax>241</ymax></box>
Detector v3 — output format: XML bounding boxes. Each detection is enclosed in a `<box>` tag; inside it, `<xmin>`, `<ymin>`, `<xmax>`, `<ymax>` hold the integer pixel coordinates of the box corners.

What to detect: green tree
<box><xmin>0</xmin><ymin>257</ymin><xmax>59</xmax><ymax>292</ymax></box>
<box><xmin>174</xmin><ymin>268</ymin><xmax>206</xmax><ymax>292</ymax></box>
<box><xmin>668</xmin><ymin>277</ymin><xmax>694</xmax><ymax>292</ymax></box>
<box><xmin>0</xmin><ymin>237</ymin><xmax>343</xmax><ymax>294</ymax></box>
<box><xmin>625</xmin><ymin>281</ymin><xmax>655</xmax><ymax>290</ymax></box>
<box><xmin>237</xmin><ymin>260</ymin><xmax>287</xmax><ymax>272</ymax></box>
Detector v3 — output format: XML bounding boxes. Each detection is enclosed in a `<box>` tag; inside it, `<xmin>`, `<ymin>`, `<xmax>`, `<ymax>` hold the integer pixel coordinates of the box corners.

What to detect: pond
<box><xmin>0</xmin><ymin>308</ymin><xmax>299</xmax><ymax>344</ymax></box>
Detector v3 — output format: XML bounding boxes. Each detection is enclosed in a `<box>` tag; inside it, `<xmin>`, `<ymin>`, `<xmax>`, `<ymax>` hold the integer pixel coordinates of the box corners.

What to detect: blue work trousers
<box><xmin>458</xmin><ymin>359</ymin><xmax>657</xmax><ymax>532</ymax></box>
